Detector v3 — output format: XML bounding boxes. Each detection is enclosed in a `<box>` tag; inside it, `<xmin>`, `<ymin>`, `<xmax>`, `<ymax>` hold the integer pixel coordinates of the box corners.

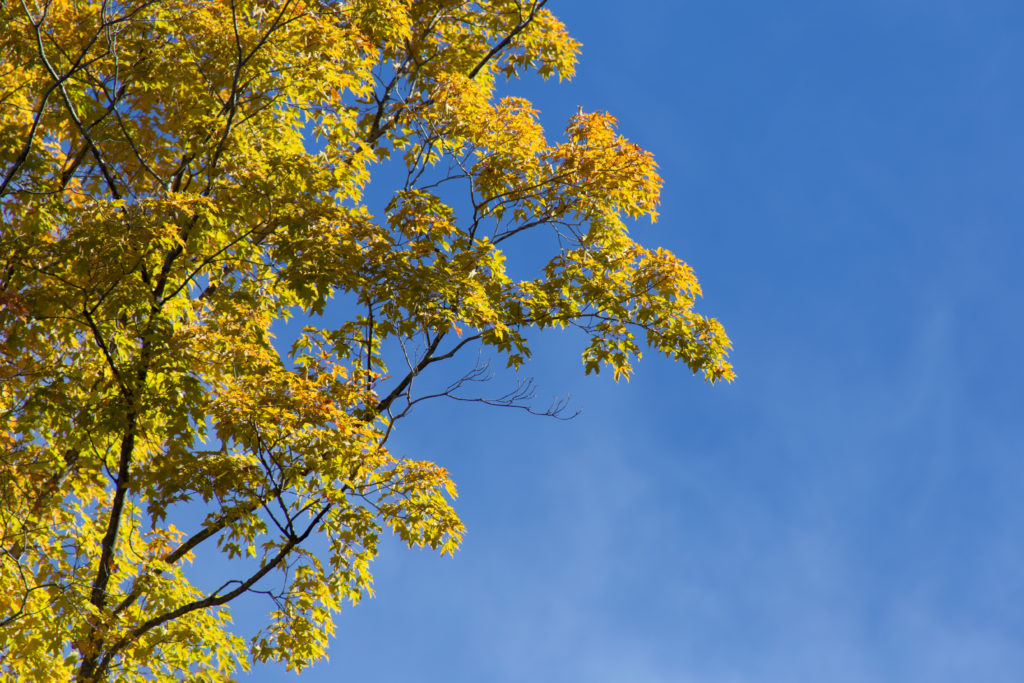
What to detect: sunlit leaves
<box><xmin>1</xmin><ymin>0</ymin><xmax>729</xmax><ymax>679</ymax></box>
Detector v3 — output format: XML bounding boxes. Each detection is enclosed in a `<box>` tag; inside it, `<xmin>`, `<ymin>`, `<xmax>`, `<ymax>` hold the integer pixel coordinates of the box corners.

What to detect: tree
<box><xmin>0</xmin><ymin>0</ymin><xmax>734</xmax><ymax>679</ymax></box>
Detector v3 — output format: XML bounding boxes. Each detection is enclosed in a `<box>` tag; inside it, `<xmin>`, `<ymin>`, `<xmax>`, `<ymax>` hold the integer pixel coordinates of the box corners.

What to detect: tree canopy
<box><xmin>0</xmin><ymin>0</ymin><xmax>733</xmax><ymax>679</ymax></box>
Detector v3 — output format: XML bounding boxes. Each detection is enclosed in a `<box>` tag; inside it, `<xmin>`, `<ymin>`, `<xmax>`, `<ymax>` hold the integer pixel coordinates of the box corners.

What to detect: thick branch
<box><xmin>88</xmin><ymin>413</ymin><xmax>138</xmax><ymax>612</ymax></box>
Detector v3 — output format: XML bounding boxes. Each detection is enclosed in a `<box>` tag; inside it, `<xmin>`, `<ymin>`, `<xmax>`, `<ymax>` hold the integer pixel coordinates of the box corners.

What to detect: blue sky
<box><xmin>246</xmin><ymin>1</ymin><xmax>1024</xmax><ymax>680</ymax></box>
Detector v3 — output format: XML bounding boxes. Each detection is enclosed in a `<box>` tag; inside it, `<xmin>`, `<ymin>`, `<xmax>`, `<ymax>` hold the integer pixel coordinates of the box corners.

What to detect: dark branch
<box><xmin>467</xmin><ymin>0</ymin><xmax>548</xmax><ymax>80</ymax></box>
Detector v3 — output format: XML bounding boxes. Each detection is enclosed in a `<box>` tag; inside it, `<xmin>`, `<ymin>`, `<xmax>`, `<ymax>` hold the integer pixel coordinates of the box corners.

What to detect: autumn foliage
<box><xmin>0</xmin><ymin>0</ymin><xmax>732</xmax><ymax>679</ymax></box>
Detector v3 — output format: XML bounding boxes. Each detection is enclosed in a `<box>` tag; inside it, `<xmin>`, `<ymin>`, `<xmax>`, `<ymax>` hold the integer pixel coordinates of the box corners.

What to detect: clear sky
<box><xmin>245</xmin><ymin>1</ymin><xmax>1024</xmax><ymax>681</ymax></box>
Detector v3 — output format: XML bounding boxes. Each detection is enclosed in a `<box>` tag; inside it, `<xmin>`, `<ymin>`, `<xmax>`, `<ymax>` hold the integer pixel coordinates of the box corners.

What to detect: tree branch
<box><xmin>466</xmin><ymin>0</ymin><xmax>548</xmax><ymax>80</ymax></box>
<box><xmin>93</xmin><ymin>503</ymin><xmax>332</xmax><ymax>680</ymax></box>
